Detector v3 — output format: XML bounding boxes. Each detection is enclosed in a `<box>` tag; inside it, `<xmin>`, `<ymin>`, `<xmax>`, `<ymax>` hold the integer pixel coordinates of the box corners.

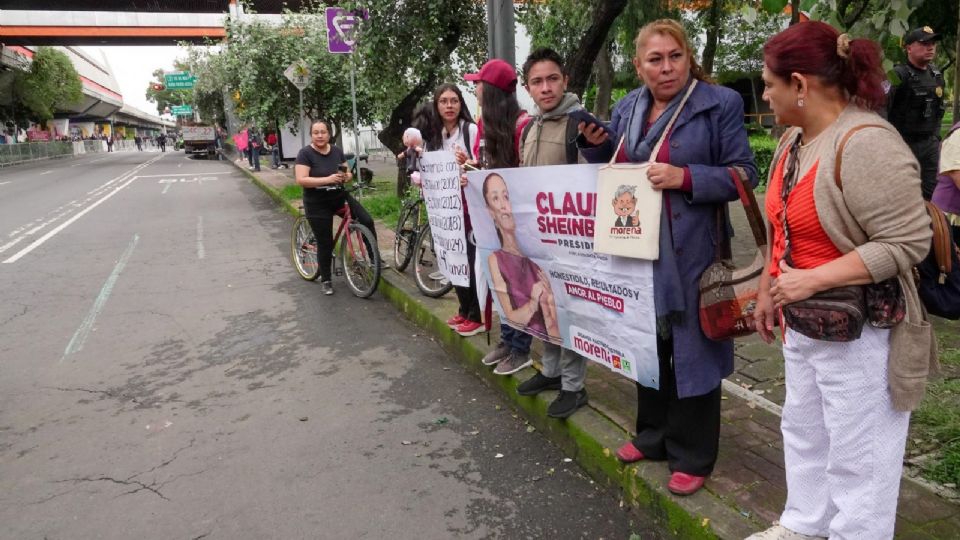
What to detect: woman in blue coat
<box><xmin>578</xmin><ymin>19</ymin><xmax>758</xmax><ymax>496</ymax></box>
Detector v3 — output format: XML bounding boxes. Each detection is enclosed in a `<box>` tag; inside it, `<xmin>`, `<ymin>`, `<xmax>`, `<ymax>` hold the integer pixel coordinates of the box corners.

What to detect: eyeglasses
<box><xmin>439</xmin><ymin>98</ymin><xmax>460</xmax><ymax>106</ymax></box>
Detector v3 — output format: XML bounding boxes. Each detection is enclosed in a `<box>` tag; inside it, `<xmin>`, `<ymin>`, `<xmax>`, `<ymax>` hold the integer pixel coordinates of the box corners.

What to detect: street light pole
<box><xmin>350</xmin><ymin>55</ymin><xmax>360</xmax><ymax>157</ymax></box>
<box><xmin>299</xmin><ymin>88</ymin><xmax>305</xmax><ymax>150</ymax></box>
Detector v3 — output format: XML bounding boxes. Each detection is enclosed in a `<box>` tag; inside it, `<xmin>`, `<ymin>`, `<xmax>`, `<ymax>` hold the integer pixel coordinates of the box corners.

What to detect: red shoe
<box><xmin>615</xmin><ymin>442</ymin><xmax>645</xmax><ymax>463</ymax></box>
<box><xmin>456</xmin><ymin>320</ymin><xmax>484</xmax><ymax>337</ymax></box>
<box><xmin>667</xmin><ymin>472</ymin><xmax>706</xmax><ymax>496</ymax></box>
<box><xmin>446</xmin><ymin>314</ymin><xmax>466</xmax><ymax>328</ymax></box>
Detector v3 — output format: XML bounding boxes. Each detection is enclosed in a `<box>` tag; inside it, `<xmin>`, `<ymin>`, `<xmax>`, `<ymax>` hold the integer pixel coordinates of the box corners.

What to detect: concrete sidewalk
<box><xmin>234</xmin><ymin>154</ymin><xmax>960</xmax><ymax>539</ymax></box>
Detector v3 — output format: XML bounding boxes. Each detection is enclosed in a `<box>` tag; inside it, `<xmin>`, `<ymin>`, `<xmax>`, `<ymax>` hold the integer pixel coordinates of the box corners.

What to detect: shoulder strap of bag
<box><xmin>833</xmin><ymin>123</ymin><xmax>886</xmax><ymax>190</ymax></box>
<box><xmin>461</xmin><ymin>120</ymin><xmax>473</xmax><ymax>160</ymax></box>
<box><xmin>716</xmin><ymin>166</ymin><xmax>766</xmax><ymax>262</ymax></box>
<box><xmin>565</xmin><ymin>117</ymin><xmax>580</xmax><ymax>164</ymax></box>
<box><xmin>925</xmin><ymin>201</ymin><xmax>954</xmax><ymax>279</ymax></box>
<box><xmin>609</xmin><ymin>79</ymin><xmax>698</xmax><ymax>166</ymax></box>
<box><xmin>520</xmin><ymin>119</ymin><xmax>534</xmax><ymax>153</ymax></box>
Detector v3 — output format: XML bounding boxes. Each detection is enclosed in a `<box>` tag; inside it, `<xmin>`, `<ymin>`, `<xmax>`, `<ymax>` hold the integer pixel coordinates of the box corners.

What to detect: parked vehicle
<box><xmin>181</xmin><ymin>125</ymin><xmax>217</xmax><ymax>157</ymax></box>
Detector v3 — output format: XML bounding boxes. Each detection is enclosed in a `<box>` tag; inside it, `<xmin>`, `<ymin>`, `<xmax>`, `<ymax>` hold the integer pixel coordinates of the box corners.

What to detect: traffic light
<box><xmin>152</xmin><ymin>83</ymin><xmax>165</xmax><ymax>91</ymax></box>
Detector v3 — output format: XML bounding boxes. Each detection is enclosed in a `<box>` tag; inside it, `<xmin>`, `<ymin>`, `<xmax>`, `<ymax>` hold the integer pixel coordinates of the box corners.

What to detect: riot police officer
<box><xmin>887</xmin><ymin>26</ymin><xmax>946</xmax><ymax>200</ymax></box>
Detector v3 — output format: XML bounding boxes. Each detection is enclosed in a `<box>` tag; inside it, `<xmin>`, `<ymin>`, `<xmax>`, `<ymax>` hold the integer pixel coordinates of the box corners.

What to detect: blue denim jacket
<box><xmin>581</xmin><ymin>81</ymin><xmax>758</xmax><ymax>398</ymax></box>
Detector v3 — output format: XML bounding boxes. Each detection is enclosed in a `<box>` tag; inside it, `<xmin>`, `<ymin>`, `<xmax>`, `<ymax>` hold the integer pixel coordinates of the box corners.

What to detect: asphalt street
<box><xmin>0</xmin><ymin>150</ymin><xmax>661</xmax><ymax>539</ymax></box>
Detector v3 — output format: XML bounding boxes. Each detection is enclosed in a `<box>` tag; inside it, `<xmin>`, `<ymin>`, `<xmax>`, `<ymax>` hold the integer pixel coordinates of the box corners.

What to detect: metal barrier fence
<box><xmin>0</xmin><ymin>139</ymin><xmax>149</xmax><ymax>167</ymax></box>
<box><xmin>0</xmin><ymin>141</ymin><xmax>76</xmax><ymax>167</ymax></box>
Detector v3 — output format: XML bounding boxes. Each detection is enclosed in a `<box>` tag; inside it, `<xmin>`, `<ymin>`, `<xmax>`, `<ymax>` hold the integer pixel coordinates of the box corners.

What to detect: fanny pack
<box><xmin>778</xmin><ymin>126</ymin><xmax>905</xmax><ymax>342</ymax></box>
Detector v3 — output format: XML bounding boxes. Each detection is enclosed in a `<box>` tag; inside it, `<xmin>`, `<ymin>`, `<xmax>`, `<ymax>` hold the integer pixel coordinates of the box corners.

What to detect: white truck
<box><xmin>181</xmin><ymin>125</ymin><xmax>217</xmax><ymax>157</ymax></box>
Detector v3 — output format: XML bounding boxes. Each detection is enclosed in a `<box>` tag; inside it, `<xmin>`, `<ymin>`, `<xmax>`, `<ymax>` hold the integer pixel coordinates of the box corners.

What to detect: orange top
<box><xmin>766</xmin><ymin>151</ymin><xmax>843</xmax><ymax>278</ymax></box>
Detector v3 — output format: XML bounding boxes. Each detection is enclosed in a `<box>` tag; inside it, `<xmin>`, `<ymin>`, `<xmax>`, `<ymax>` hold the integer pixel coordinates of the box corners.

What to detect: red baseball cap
<box><xmin>464</xmin><ymin>59</ymin><xmax>517</xmax><ymax>92</ymax></box>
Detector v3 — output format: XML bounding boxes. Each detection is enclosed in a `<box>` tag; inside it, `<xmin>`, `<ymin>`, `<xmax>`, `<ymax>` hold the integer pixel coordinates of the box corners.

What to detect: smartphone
<box><xmin>567</xmin><ymin>109</ymin><xmax>611</xmax><ymax>135</ymax></box>
<box><xmin>337</xmin><ymin>165</ymin><xmax>348</xmax><ymax>173</ymax></box>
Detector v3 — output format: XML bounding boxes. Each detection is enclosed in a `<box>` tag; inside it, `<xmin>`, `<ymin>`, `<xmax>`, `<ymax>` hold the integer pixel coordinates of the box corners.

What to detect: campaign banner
<box><xmin>419</xmin><ymin>150</ymin><xmax>469</xmax><ymax>287</ymax></box>
<box><xmin>465</xmin><ymin>164</ymin><xmax>659</xmax><ymax>388</ymax></box>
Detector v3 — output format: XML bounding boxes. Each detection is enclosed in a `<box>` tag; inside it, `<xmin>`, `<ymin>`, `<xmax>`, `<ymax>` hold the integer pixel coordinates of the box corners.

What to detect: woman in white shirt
<box><xmin>428</xmin><ymin>84</ymin><xmax>483</xmax><ymax>336</ymax></box>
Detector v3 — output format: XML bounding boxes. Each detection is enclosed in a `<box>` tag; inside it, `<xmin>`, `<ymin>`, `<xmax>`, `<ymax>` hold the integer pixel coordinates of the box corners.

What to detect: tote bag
<box><xmin>593</xmin><ymin>80</ymin><xmax>697</xmax><ymax>260</ymax></box>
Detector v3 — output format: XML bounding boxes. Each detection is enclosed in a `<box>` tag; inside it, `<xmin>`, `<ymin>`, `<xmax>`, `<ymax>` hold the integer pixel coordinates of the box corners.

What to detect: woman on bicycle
<box><xmin>295</xmin><ymin>119</ymin><xmax>378</xmax><ymax>296</ymax></box>
<box><xmin>428</xmin><ymin>84</ymin><xmax>483</xmax><ymax>337</ymax></box>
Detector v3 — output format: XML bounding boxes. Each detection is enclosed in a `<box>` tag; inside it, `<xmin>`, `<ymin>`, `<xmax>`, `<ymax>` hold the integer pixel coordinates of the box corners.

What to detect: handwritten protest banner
<box><xmin>419</xmin><ymin>150</ymin><xmax>469</xmax><ymax>287</ymax></box>
<box><xmin>465</xmin><ymin>164</ymin><xmax>659</xmax><ymax>387</ymax></box>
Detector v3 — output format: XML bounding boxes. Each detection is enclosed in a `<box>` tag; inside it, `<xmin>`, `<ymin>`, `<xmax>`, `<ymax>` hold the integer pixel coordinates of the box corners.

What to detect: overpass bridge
<box><xmin>0</xmin><ymin>1</ymin><xmax>308</xmax><ymax>46</ymax></box>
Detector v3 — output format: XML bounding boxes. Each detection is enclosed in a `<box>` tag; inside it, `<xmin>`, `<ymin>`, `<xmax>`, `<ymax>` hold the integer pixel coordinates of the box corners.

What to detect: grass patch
<box><xmin>910</xmin><ymin>346</ymin><xmax>960</xmax><ymax>486</ymax></box>
<box><xmin>279</xmin><ymin>184</ymin><xmax>302</xmax><ymax>201</ymax></box>
<box><xmin>356</xmin><ymin>178</ymin><xmax>403</xmax><ymax>228</ymax></box>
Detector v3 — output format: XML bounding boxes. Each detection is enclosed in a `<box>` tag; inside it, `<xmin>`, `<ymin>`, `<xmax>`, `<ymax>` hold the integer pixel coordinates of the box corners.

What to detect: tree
<box><xmin>355</xmin><ymin>0</ymin><xmax>487</xmax><ymax>194</ymax></box>
<box><xmin>14</xmin><ymin>47</ymin><xmax>82</xmax><ymax>123</ymax></box>
<box><xmin>519</xmin><ymin>0</ymin><xmax>677</xmax><ymax>118</ymax></box>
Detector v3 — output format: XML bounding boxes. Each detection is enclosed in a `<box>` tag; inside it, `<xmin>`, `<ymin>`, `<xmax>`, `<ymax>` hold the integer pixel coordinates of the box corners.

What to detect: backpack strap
<box><xmin>565</xmin><ymin>116</ymin><xmax>580</xmax><ymax>164</ymax></box>
<box><xmin>461</xmin><ymin>120</ymin><xmax>474</xmax><ymax>160</ymax></box>
<box><xmin>520</xmin><ymin>119</ymin><xmax>534</xmax><ymax>151</ymax></box>
<box><xmin>833</xmin><ymin>124</ymin><xmax>887</xmax><ymax>190</ymax></box>
<box><xmin>926</xmin><ymin>201</ymin><xmax>954</xmax><ymax>282</ymax></box>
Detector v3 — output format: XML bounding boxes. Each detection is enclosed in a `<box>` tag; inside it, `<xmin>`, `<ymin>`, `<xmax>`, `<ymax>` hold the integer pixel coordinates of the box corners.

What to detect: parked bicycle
<box><xmin>393</xmin><ymin>186</ymin><xmax>453</xmax><ymax>298</ymax></box>
<box><xmin>291</xmin><ymin>186</ymin><xmax>381</xmax><ymax>298</ymax></box>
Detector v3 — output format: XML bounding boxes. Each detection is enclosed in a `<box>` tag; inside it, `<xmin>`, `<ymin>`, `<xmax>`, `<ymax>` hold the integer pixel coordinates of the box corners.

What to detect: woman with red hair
<box><xmin>750</xmin><ymin>21</ymin><xmax>934</xmax><ymax>539</ymax></box>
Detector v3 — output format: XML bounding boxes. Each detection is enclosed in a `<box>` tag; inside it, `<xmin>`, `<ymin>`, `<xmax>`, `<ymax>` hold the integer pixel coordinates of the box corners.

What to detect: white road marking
<box><xmin>39</xmin><ymin>170</ymin><xmax>53</xmax><ymax>176</ymax></box>
<box><xmin>161</xmin><ymin>182</ymin><xmax>172</xmax><ymax>194</ymax></box>
<box><xmin>0</xmin><ymin>181</ymin><xmax>10</xmax><ymax>186</ymax></box>
<box><xmin>196</xmin><ymin>216</ymin><xmax>205</xmax><ymax>260</ymax></box>
<box><xmin>2</xmin><ymin>155</ymin><xmax>162</xmax><ymax>263</ymax></box>
<box><xmin>177</xmin><ymin>163</ymin><xmax>182</xmax><ymax>168</ymax></box>
<box><xmin>61</xmin><ymin>234</ymin><xmax>139</xmax><ymax>361</ymax></box>
<box><xmin>135</xmin><ymin>172</ymin><xmax>230</xmax><ymax>178</ymax></box>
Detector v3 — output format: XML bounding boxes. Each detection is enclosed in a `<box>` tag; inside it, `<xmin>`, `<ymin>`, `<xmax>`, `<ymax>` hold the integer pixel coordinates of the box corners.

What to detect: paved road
<box><xmin>0</xmin><ymin>152</ymin><xmax>660</xmax><ymax>539</ymax></box>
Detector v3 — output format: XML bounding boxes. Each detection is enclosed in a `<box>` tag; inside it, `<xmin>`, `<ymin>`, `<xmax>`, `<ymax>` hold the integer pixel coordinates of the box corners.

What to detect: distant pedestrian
<box><xmin>157</xmin><ymin>133</ymin><xmax>167</xmax><ymax>152</ymax></box>
<box><xmin>266</xmin><ymin>131</ymin><xmax>281</xmax><ymax>168</ymax></box>
<box><xmin>887</xmin><ymin>26</ymin><xmax>946</xmax><ymax>200</ymax></box>
<box><xmin>248</xmin><ymin>126</ymin><xmax>261</xmax><ymax>172</ymax></box>
<box><xmin>106</xmin><ymin>134</ymin><xmax>114</xmax><ymax>152</ymax></box>
<box><xmin>134</xmin><ymin>135</ymin><xmax>143</xmax><ymax>151</ymax></box>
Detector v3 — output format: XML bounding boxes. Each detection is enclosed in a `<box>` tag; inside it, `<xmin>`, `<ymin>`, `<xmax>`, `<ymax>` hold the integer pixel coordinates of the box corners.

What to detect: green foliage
<box><xmin>714</xmin><ymin>7</ymin><xmax>787</xmax><ymax>83</ymax></box>
<box><xmin>279</xmin><ymin>184</ymin><xmax>303</xmax><ymax>202</ymax></box>
<box><xmin>356</xmin><ymin>0</ymin><xmax>486</xmax><ymax>151</ymax></box>
<box><xmin>749</xmin><ymin>133</ymin><xmax>777</xmax><ymax>187</ymax></box>
<box><xmin>355</xmin><ymin>179</ymin><xmax>402</xmax><ymax>227</ymax></box>
<box><xmin>14</xmin><ymin>47</ymin><xmax>82</xmax><ymax>122</ymax></box>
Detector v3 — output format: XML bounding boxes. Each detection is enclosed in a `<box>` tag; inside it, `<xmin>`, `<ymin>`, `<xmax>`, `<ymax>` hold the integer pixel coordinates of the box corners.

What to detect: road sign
<box><xmin>283</xmin><ymin>60</ymin><xmax>311</xmax><ymax>90</ymax></box>
<box><xmin>164</xmin><ymin>72</ymin><xmax>196</xmax><ymax>90</ymax></box>
<box><xmin>171</xmin><ymin>105</ymin><xmax>193</xmax><ymax>116</ymax></box>
<box><xmin>326</xmin><ymin>7</ymin><xmax>367</xmax><ymax>54</ymax></box>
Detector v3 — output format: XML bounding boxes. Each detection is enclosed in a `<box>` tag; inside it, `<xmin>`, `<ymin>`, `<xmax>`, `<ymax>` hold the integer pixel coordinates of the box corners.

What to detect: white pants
<box><xmin>780</xmin><ymin>326</ymin><xmax>910</xmax><ymax>539</ymax></box>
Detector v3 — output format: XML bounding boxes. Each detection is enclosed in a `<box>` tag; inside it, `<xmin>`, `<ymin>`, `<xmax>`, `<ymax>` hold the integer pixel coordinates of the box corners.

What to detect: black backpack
<box><xmin>520</xmin><ymin>115</ymin><xmax>581</xmax><ymax>165</ymax></box>
<box><xmin>916</xmin><ymin>202</ymin><xmax>960</xmax><ymax>319</ymax></box>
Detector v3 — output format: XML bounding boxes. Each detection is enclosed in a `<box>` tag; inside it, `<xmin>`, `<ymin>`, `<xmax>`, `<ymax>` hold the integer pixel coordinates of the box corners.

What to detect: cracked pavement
<box><xmin>0</xmin><ymin>154</ymin><xmax>660</xmax><ymax>539</ymax></box>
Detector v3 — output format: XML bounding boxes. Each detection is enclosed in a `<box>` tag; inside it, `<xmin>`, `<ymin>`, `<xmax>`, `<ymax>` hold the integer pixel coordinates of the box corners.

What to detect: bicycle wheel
<box><xmin>291</xmin><ymin>215</ymin><xmax>320</xmax><ymax>281</ymax></box>
<box><xmin>413</xmin><ymin>224</ymin><xmax>454</xmax><ymax>298</ymax></box>
<box><xmin>340</xmin><ymin>222</ymin><xmax>381</xmax><ymax>298</ymax></box>
<box><xmin>393</xmin><ymin>201</ymin><xmax>419</xmax><ymax>271</ymax></box>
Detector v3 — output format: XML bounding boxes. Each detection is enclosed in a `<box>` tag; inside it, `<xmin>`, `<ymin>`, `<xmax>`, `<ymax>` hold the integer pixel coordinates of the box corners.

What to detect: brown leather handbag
<box><xmin>699</xmin><ymin>166</ymin><xmax>766</xmax><ymax>340</ymax></box>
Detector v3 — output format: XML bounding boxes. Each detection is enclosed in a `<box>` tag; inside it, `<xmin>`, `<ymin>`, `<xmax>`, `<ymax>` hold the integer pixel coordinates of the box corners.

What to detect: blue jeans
<box><xmin>500</xmin><ymin>324</ymin><xmax>531</xmax><ymax>355</ymax></box>
<box><xmin>248</xmin><ymin>145</ymin><xmax>260</xmax><ymax>170</ymax></box>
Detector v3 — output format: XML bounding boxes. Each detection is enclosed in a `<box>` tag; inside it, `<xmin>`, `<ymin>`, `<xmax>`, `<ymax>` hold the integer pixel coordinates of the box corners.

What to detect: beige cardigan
<box><xmin>771</xmin><ymin>105</ymin><xmax>936</xmax><ymax>411</ymax></box>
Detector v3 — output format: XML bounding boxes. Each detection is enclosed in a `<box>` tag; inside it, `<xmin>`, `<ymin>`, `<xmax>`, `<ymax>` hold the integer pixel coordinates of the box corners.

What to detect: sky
<box><xmin>79</xmin><ymin>45</ymin><xmax>191</xmax><ymax>116</ymax></box>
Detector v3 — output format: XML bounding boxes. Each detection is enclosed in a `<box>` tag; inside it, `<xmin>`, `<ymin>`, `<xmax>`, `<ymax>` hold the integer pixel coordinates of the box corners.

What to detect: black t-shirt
<box><xmin>296</xmin><ymin>144</ymin><xmax>346</xmax><ymax>205</ymax></box>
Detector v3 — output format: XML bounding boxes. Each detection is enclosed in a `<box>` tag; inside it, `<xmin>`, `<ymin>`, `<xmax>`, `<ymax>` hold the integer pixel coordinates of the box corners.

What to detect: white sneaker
<box><xmin>745</xmin><ymin>524</ymin><xmax>826</xmax><ymax>540</ymax></box>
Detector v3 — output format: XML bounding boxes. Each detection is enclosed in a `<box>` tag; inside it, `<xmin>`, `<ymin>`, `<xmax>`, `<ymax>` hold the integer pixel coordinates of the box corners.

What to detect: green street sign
<box><xmin>171</xmin><ymin>105</ymin><xmax>193</xmax><ymax>115</ymax></box>
<box><xmin>164</xmin><ymin>72</ymin><xmax>196</xmax><ymax>89</ymax></box>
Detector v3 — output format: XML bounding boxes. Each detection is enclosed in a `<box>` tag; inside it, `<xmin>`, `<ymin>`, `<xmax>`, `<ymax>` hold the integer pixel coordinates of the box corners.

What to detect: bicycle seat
<box><xmin>334</xmin><ymin>205</ymin><xmax>348</xmax><ymax>218</ymax></box>
<box><xmin>358</xmin><ymin>154</ymin><xmax>368</xmax><ymax>162</ymax></box>
<box><xmin>344</xmin><ymin>152</ymin><xmax>356</xmax><ymax>161</ymax></box>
